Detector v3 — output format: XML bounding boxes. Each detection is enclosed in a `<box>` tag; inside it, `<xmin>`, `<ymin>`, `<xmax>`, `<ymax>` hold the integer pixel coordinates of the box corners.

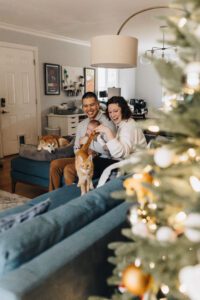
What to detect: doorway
<box><xmin>0</xmin><ymin>42</ymin><xmax>41</xmax><ymax>157</ymax></box>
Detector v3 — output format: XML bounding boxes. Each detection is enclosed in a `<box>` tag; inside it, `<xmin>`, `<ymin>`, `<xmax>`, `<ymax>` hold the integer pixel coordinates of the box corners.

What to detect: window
<box><xmin>97</xmin><ymin>68</ymin><xmax>119</xmax><ymax>99</ymax></box>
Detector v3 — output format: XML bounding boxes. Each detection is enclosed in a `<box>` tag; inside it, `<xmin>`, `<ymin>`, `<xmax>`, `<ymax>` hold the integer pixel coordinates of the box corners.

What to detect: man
<box><xmin>49</xmin><ymin>92</ymin><xmax>116</xmax><ymax>191</ymax></box>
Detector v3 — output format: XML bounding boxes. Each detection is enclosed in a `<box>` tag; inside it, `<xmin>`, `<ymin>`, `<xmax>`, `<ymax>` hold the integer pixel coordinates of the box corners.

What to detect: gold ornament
<box><xmin>122</xmin><ymin>264</ymin><xmax>152</xmax><ymax>296</ymax></box>
<box><xmin>123</xmin><ymin>177</ymin><xmax>136</xmax><ymax>196</ymax></box>
<box><xmin>123</xmin><ymin>173</ymin><xmax>153</xmax><ymax>204</ymax></box>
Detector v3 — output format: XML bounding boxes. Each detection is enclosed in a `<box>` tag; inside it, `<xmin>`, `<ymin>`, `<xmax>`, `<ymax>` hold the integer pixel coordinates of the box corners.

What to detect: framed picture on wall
<box><xmin>44</xmin><ymin>63</ymin><xmax>60</xmax><ymax>95</ymax></box>
<box><xmin>84</xmin><ymin>68</ymin><xmax>95</xmax><ymax>93</ymax></box>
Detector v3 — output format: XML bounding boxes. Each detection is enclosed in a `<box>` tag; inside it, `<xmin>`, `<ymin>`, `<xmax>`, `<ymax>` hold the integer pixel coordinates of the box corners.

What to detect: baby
<box><xmin>87</xmin><ymin>120</ymin><xmax>101</xmax><ymax>137</ymax></box>
<box><xmin>80</xmin><ymin>120</ymin><xmax>108</xmax><ymax>150</ymax></box>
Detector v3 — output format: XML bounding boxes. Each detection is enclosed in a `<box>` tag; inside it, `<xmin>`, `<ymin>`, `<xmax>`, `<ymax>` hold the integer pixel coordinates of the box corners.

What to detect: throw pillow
<box><xmin>0</xmin><ymin>198</ymin><xmax>51</xmax><ymax>233</ymax></box>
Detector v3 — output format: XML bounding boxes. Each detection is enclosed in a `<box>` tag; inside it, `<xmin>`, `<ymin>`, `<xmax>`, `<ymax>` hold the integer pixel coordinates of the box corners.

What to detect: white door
<box><xmin>0</xmin><ymin>44</ymin><xmax>38</xmax><ymax>156</ymax></box>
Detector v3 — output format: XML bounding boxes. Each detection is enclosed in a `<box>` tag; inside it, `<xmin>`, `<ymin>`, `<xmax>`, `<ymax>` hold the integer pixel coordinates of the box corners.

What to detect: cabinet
<box><xmin>47</xmin><ymin>114</ymin><xmax>86</xmax><ymax>136</ymax></box>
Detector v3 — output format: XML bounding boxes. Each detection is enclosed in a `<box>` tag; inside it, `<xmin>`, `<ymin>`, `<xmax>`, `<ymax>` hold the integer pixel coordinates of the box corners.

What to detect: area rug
<box><xmin>0</xmin><ymin>190</ymin><xmax>30</xmax><ymax>211</ymax></box>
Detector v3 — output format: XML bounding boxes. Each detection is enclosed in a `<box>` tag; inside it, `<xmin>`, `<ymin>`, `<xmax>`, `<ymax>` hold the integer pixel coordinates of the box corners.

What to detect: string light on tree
<box><xmin>168</xmin><ymin>211</ymin><xmax>187</xmax><ymax>234</ymax></box>
<box><xmin>118</xmin><ymin>283</ymin><xmax>127</xmax><ymax>294</ymax></box>
<box><xmin>135</xmin><ymin>257</ymin><xmax>142</xmax><ymax>267</ymax></box>
<box><xmin>187</xmin><ymin>148</ymin><xmax>196</xmax><ymax>158</ymax></box>
<box><xmin>148</xmin><ymin>125</ymin><xmax>160</xmax><ymax>133</ymax></box>
<box><xmin>162</xmin><ymin>88</ymin><xmax>183</xmax><ymax>112</ymax></box>
<box><xmin>160</xmin><ymin>283</ymin><xmax>170</xmax><ymax>295</ymax></box>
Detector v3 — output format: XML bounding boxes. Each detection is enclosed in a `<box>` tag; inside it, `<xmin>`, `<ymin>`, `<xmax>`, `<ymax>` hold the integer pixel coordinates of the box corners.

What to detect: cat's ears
<box><xmin>78</xmin><ymin>155</ymin><xmax>93</xmax><ymax>163</ymax></box>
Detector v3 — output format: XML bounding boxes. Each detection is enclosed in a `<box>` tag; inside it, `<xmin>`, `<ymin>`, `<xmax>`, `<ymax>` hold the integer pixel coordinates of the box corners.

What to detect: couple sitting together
<box><xmin>49</xmin><ymin>91</ymin><xmax>147</xmax><ymax>192</ymax></box>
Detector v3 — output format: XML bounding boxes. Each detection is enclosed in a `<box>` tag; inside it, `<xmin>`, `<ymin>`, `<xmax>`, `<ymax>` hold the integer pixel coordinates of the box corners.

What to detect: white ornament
<box><xmin>131</xmin><ymin>221</ymin><xmax>149</xmax><ymax>238</ymax></box>
<box><xmin>185</xmin><ymin>62</ymin><xmax>200</xmax><ymax>90</ymax></box>
<box><xmin>178</xmin><ymin>17</ymin><xmax>187</xmax><ymax>28</ymax></box>
<box><xmin>179</xmin><ymin>264</ymin><xmax>200</xmax><ymax>300</ymax></box>
<box><xmin>154</xmin><ymin>147</ymin><xmax>174</xmax><ymax>168</ymax></box>
<box><xmin>129</xmin><ymin>207</ymin><xmax>138</xmax><ymax>226</ymax></box>
<box><xmin>184</xmin><ymin>213</ymin><xmax>200</xmax><ymax>242</ymax></box>
<box><xmin>189</xmin><ymin>176</ymin><xmax>200</xmax><ymax>192</ymax></box>
<box><xmin>156</xmin><ymin>226</ymin><xmax>177</xmax><ymax>242</ymax></box>
<box><xmin>194</xmin><ymin>25</ymin><xmax>200</xmax><ymax>39</ymax></box>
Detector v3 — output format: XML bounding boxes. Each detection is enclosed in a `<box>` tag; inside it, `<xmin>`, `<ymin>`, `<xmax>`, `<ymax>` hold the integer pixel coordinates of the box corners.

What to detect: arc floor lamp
<box><xmin>90</xmin><ymin>6</ymin><xmax>181</xmax><ymax>69</ymax></box>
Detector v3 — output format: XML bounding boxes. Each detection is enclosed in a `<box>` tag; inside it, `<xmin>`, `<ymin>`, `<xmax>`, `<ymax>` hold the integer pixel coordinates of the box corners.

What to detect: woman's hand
<box><xmin>95</xmin><ymin>125</ymin><xmax>115</xmax><ymax>141</ymax></box>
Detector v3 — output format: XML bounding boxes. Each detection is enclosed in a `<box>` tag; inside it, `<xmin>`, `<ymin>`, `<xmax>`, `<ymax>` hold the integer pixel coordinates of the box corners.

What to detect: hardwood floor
<box><xmin>0</xmin><ymin>155</ymin><xmax>46</xmax><ymax>199</ymax></box>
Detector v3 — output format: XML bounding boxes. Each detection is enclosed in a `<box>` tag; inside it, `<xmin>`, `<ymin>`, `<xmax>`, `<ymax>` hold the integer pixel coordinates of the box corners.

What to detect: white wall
<box><xmin>119</xmin><ymin>68</ymin><xmax>136</xmax><ymax>101</ymax></box>
<box><xmin>135</xmin><ymin>62</ymin><xmax>162</xmax><ymax>114</ymax></box>
<box><xmin>117</xmin><ymin>64</ymin><xmax>163</xmax><ymax>115</ymax></box>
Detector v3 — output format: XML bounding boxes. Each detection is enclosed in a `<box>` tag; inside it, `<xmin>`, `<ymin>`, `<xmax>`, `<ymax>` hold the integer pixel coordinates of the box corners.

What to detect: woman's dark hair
<box><xmin>106</xmin><ymin>96</ymin><xmax>132</xmax><ymax>120</ymax></box>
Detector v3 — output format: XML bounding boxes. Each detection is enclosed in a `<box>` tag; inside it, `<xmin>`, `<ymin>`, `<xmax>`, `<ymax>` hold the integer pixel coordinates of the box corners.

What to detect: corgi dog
<box><xmin>37</xmin><ymin>135</ymin><xmax>69</xmax><ymax>153</ymax></box>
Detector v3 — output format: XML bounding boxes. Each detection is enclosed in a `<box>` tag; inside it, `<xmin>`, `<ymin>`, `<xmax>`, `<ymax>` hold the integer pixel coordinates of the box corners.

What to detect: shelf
<box><xmin>132</xmin><ymin>114</ymin><xmax>146</xmax><ymax>120</ymax></box>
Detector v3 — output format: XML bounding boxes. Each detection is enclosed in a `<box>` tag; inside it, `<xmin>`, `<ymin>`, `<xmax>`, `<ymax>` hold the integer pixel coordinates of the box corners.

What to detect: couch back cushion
<box><xmin>19</xmin><ymin>143</ymin><xmax>75</xmax><ymax>161</ymax></box>
<box><xmin>0</xmin><ymin>177</ymin><xmax>124</xmax><ymax>276</ymax></box>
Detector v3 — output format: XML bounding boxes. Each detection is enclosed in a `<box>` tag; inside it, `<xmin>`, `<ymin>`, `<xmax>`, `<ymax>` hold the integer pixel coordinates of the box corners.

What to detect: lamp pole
<box><xmin>117</xmin><ymin>6</ymin><xmax>169</xmax><ymax>35</ymax></box>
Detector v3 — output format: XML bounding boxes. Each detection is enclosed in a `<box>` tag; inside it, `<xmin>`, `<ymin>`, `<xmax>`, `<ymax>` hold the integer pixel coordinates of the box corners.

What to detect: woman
<box><xmin>95</xmin><ymin>96</ymin><xmax>147</xmax><ymax>160</ymax></box>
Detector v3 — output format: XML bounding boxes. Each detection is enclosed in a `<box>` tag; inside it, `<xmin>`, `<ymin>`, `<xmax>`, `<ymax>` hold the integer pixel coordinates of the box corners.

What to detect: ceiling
<box><xmin>0</xmin><ymin>0</ymin><xmax>181</xmax><ymax>53</ymax></box>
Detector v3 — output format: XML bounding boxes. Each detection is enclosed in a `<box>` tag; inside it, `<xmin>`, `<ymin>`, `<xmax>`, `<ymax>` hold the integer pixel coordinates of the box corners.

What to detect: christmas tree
<box><xmin>90</xmin><ymin>0</ymin><xmax>200</xmax><ymax>299</ymax></box>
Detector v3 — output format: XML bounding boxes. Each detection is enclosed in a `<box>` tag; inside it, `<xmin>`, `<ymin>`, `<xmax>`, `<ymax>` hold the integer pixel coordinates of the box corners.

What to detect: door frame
<box><xmin>0</xmin><ymin>41</ymin><xmax>41</xmax><ymax>158</ymax></box>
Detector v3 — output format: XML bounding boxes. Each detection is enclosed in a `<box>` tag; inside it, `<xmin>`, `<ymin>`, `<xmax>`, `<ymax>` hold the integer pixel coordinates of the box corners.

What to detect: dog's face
<box><xmin>37</xmin><ymin>136</ymin><xmax>59</xmax><ymax>153</ymax></box>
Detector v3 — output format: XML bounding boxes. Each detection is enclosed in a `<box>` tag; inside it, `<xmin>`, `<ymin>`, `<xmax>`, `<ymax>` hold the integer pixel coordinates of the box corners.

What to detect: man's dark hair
<box><xmin>106</xmin><ymin>96</ymin><xmax>132</xmax><ymax>120</ymax></box>
<box><xmin>82</xmin><ymin>92</ymin><xmax>98</xmax><ymax>102</ymax></box>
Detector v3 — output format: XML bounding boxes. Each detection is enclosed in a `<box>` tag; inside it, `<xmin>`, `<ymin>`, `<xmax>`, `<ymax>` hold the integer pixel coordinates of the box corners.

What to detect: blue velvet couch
<box><xmin>0</xmin><ymin>176</ymin><xmax>131</xmax><ymax>300</ymax></box>
<box><xmin>10</xmin><ymin>132</ymin><xmax>157</xmax><ymax>192</ymax></box>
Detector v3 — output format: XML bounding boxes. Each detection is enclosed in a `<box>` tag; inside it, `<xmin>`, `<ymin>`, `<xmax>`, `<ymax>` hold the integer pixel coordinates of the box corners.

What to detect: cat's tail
<box><xmin>81</xmin><ymin>132</ymin><xmax>98</xmax><ymax>152</ymax></box>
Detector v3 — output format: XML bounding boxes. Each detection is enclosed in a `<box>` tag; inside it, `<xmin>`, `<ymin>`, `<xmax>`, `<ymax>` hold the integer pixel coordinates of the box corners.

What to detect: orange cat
<box><xmin>75</xmin><ymin>132</ymin><xmax>96</xmax><ymax>195</ymax></box>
